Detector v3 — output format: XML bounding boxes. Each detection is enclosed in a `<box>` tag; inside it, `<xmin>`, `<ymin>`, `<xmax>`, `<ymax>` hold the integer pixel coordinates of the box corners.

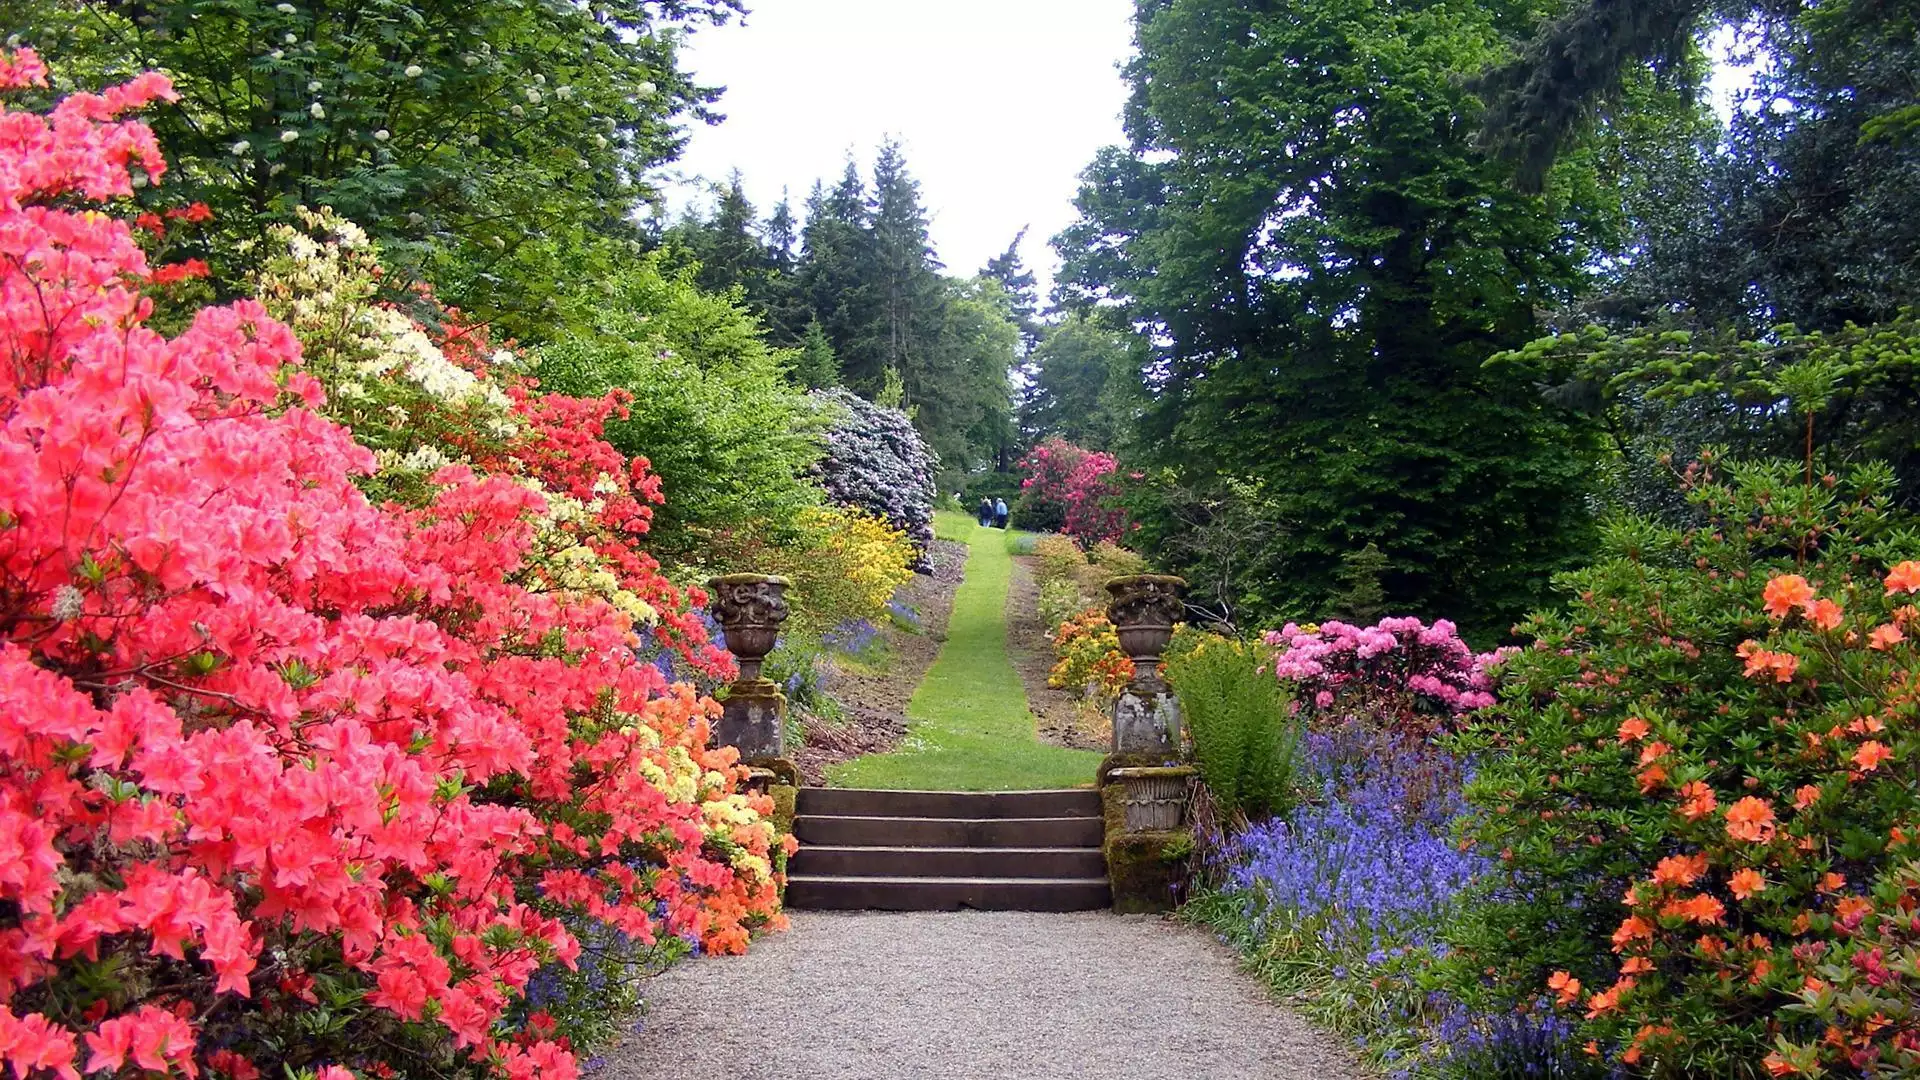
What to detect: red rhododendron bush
<box><xmin>0</xmin><ymin>55</ymin><xmax>787</xmax><ymax>1080</ymax></box>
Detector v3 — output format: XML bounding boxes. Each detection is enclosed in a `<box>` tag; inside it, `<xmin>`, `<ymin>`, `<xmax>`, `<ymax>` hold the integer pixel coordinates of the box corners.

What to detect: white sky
<box><xmin>660</xmin><ymin>0</ymin><xmax>1137</xmax><ymax>292</ymax></box>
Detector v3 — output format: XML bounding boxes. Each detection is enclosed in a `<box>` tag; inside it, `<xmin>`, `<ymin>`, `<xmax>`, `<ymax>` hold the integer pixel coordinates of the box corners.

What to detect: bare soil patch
<box><xmin>791</xmin><ymin>538</ymin><xmax>966</xmax><ymax>785</ymax></box>
<box><xmin>1007</xmin><ymin>553</ymin><xmax>1105</xmax><ymax>752</ymax></box>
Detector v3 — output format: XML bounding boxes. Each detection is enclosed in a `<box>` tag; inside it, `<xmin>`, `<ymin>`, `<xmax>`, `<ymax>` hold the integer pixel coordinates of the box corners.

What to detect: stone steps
<box><xmin>786</xmin><ymin>788</ymin><xmax>1110</xmax><ymax>912</ymax></box>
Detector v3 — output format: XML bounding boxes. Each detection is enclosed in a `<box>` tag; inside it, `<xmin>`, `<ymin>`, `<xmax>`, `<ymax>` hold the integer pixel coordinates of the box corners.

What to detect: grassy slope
<box><xmin>827</xmin><ymin>511</ymin><xmax>1102</xmax><ymax>791</ymax></box>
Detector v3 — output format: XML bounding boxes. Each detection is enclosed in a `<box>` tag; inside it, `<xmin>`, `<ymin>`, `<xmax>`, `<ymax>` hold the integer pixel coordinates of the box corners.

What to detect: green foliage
<box><xmin>1494</xmin><ymin>310</ymin><xmax>1920</xmax><ymax>512</ymax></box>
<box><xmin>663</xmin><ymin>142</ymin><xmax>1021</xmax><ymax>489</ymax></box>
<box><xmin>13</xmin><ymin>0</ymin><xmax>739</xmax><ymax>333</ymax></box>
<box><xmin>531</xmin><ymin>254</ymin><xmax>823</xmax><ymax>559</ymax></box>
<box><xmin>1329</xmin><ymin>543</ymin><xmax>1391</xmax><ymax>626</ymax></box>
<box><xmin>1445</xmin><ymin>457</ymin><xmax>1920</xmax><ymax>1076</ymax></box>
<box><xmin>1038</xmin><ymin>577</ymin><xmax>1089</xmax><ymax>633</ymax></box>
<box><xmin>1019</xmin><ymin>311</ymin><xmax>1145</xmax><ymax>452</ymax></box>
<box><xmin>1057</xmin><ymin>0</ymin><xmax>1614</xmax><ymax>640</ymax></box>
<box><xmin>1165</xmin><ymin>633</ymin><xmax>1299</xmax><ymax>821</ymax></box>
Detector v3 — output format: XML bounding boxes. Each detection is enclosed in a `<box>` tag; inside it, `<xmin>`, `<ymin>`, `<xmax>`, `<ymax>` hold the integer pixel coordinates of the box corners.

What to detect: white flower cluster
<box><xmin>517</xmin><ymin>479</ymin><xmax>659</xmax><ymax>628</ymax></box>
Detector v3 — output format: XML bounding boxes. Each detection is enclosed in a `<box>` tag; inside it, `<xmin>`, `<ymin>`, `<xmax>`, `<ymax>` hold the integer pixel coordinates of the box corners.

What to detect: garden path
<box><xmin>605</xmin><ymin>910</ymin><xmax>1369</xmax><ymax>1080</ymax></box>
<box><xmin>828</xmin><ymin>513</ymin><xmax>1100</xmax><ymax>790</ymax></box>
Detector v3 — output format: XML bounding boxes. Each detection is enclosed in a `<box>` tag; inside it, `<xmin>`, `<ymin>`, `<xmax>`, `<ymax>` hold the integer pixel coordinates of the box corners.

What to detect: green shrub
<box><xmin>1165</xmin><ymin>633</ymin><xmax>1300</xmax><ymax>821</ymax></box>
<box><xmin>1446</xmin><ymin>457</ymin><xmax>1920</xmax><ymax>1077</ymax></box>
<box><xmin>1033</xmin><ymin>534</ymin><xmax>1088</xmax><ymax>586</ymax></box>
<box><xmin>1038</xmin><ymin>577</ymin><xmax>1092</xmax><ymax>633</ymax></box>
<box><xmin>533</xmin><ymin>254</ymin><xmax>825</xmax><ymax>560</ymax></box>
<box><xmin>1090</xmin><ymin>540</ymin><xmax>1149</xmax><ymax>578</ymax></box>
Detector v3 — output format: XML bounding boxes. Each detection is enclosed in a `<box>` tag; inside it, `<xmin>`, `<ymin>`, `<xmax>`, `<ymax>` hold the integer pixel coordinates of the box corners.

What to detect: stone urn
<box><xmin>707</xmin><ymin>573</ymin><xmax>790</xmax><ymax>685</ymax></box>
<box><xmin>1106</xmin><ymin>766</ymin><xmax>1197</xmax><ymax>832</ymax></box>
<box><xmin>706</xmin><ymin>573</ymin><xmax>791</xmax><ymax>764</ymax></box>
<box><xmin>1105</xmin><ymin>574</ymin><xmax>1187</xmax><ymax>691</ymax></box>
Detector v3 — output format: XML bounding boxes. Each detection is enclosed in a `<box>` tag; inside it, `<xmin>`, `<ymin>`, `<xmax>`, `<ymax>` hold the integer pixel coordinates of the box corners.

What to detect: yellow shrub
<box><xmin>772</xmin><ymin>506</ymin><xmax>916</xmax><ymax>635</ymax></box>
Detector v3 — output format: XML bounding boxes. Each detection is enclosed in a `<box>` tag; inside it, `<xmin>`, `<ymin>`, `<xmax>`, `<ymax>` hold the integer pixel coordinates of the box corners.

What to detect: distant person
<box><xmin>993</xmin><ymin>498</ymin><xmax>1009</xmax><ymax>529</ymax></box>
<box><xmin>978</xmin><ymin>497</ymin><xmax>993</xmax><ymax>528</ymax></box>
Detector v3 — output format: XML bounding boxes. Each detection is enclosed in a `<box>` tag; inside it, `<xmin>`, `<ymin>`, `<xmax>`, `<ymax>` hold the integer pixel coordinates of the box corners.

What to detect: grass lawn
<box><xmin>827</xmin><ymin>511</ymin><xmax>1102</xmax><ymax>791</ymax></box>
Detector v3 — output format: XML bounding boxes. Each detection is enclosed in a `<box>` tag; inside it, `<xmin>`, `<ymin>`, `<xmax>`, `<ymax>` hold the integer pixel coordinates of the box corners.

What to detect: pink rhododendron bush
<box><xmin>0</xmin><ymin>56</ymin><xmax>787</xmax><ymax>1080</ymax></box>
<box><xmin>1264</xmin><ymin>617</ymin><xmax>1509</xmax><ymax>739</ymax></box>
<box><xmin>1016</xmin><ymin>438</ymin><xmax>1128</xmax><ymax>544</ymax></box>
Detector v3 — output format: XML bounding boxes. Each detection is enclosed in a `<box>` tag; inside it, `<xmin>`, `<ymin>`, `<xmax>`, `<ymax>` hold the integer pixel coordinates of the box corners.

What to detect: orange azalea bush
<box><xmin>0</xmin><ymin>58</ymin><xmax>786</xmax><ymax>1080</ymax></box>
<box><xmin>1048</xmin><ymin>609</ymin><xmax>1134</xmax><ymax>698</ymax></box>
<box><xmin>1448</xmin><ymin>456</ymin><xmax>1920</xmax><ymax>1077</ymax></box>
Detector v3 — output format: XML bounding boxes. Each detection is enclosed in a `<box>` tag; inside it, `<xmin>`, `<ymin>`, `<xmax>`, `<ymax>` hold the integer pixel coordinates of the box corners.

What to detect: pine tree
<box><xmin>982</xmin><ymin>227</ymin><xmax>1043</xmax><ymax>357</ymax></box>
<box><xmin>799</xmin><ymin>164</ymin><xmax>880</xmax><ymax>390</ymax></box>
<box><xmin>864</xmin><ymin>140</ymin><xmax>946</xmax><ymax>401</ymax></box>
<box><xmin>1329</xmin><ymin>543</ymin><xmax>1391</xmax><ymax>625</ymax></box>
<box><xmin>792</xmin><ymin>320</ymin><xmax>840</xmax><ymax>389</ymax></box>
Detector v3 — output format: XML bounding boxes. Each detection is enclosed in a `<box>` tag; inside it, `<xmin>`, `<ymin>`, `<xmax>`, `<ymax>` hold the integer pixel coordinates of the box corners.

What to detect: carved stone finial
<box><xmin>707</xmin><ymin>574</ymin><xmax>790</xmax><ymax>684</ymax></box>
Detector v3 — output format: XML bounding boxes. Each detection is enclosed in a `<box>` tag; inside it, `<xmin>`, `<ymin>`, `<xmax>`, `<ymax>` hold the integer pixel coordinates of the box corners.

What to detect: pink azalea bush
<box><xmin>0</xmin><ymin>55</ymin><xmax>785</xmax><ymax>1080</ymax></box>
<box><xmin>1017</xmin><ymin>437</ymin><xmax>1128</xmax><ymax>544</ymax></box>
<box><xmin>1264</xmin><ymin>617</ymin><xmax>1509</xmax><ymax>738</ymax></box>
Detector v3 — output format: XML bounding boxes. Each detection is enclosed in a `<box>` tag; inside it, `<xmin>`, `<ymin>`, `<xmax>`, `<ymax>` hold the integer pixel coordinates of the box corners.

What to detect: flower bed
<box><xmin>0</xmin><ymin>59</ymin><xmax>787</xmax><ymax>1080</ymax></box>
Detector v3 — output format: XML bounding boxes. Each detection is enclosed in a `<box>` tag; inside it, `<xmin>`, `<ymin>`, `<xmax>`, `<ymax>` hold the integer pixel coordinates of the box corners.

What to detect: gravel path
<box><xmin>605</xmin><ymin>911</ymin><xmax>1370</xmax><ymax>1080</ymax></box>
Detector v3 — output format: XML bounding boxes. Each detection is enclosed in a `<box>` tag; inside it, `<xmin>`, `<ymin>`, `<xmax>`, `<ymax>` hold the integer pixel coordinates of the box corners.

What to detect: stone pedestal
<box><xmin>1098</xmin><ymin>765</ymin><xmax>1198</xmax><ymax>914</ymax></box>
<box><xmin>714</xmin><ymin>682</ymin><xmax>786</xmax><ymax>763</ymax></box>
<box><xmin>1113</xmin><ymin>689</ymin><xmax>1181</xmax><ymax>755</ymax></box>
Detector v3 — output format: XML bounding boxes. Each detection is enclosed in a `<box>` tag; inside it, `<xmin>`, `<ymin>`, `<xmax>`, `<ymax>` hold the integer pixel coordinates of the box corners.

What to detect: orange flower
<box><xmin>1639</xmin><ymin>740</ymin><xmax>1670</xmax><ymax>765</ymax></box>
<box><xmin>1869</xmin><ymin>623</ymin><xmax>1906</xmax><ymax>651</ymax></box>
<box><xmin>1793</xmin><ymin>784</ymin><xmax>1822</xmax><ymax>811</ymax></box>
<box><xmin>1764</xmin><ymin>1051</ymin><xmax>1801</xmax><ymax>1077</ymax></box>
<box><xmin>1585</xmin><ymin>984</ymin><xmax>1626</xmax><ymax>1018</ymax></box>
<box><xmin>1548</xmin><ymin>970</ymin><xmax>1582</xmax><ymax>1006</ymax></box>
<box><xmin>1638</xmin><ymin>763</ymin><xmax>1669</xmax><ymax>793</ymax></box>
<box><xmin>1652</xmin><ymin>853</ymin><xmax>1708</xmax><ymax>886</ymax></box>
<box><xmin>1764</xmin><ymin>574</ymin><xmax>1816</xmax><ymax>618</ymax></box>
<box><xmin>1805</xmin><ymin>597</ymin><xmax>1844</xmax><ymax>630</ymax></box>
<box><xmin>1885</xmin><ymin>560</ymin><xmax>1920</xmax><ymax>596</ymax></box>
<box><xmin>1661</xmin><ymin>893</ymin><xmax>1725</xmax><ymax>925</ymax></box>
<box><xmin>1611</xmin><ymin>915</ymin><xmax>1653</xmax><ymax>951</ymax></box>
<box><xmin>1818</xmin><ymin>871</ymin><xmax>1846</xmax><ymax>894</ymax></box>
<box><xmin>1725</xmin><ymin>796</ymin><xmax>1778</xmax><ymax>843</ymax></box>
<box><xmin>1730</xmin><ymin>867</ymin><xmax>1768</xmax><ymax>899</ymax></box>
<box><xmin>1853</xmin><ymin>740</ymin><xmax>1894</xmax><ymax>772</ymax></box>
<box><xmin>1835</xmin><ymin>895</ymin><xmax>1874</xmax><ymax>927</ymax></box>
<box><xmin>1620</xmin><ymin>955</ymin><xmax>1654</xmax><ymax>976</ymax></box>
<box><xmin>1679</xmin><ymin>780</ymin><xmax>1719</xmax><ymax>820</ymax></box>
<box><xmin>1617</xmin><ymin>716</ymin><xmax>1651</xmax><ymax>744</ymax></box>
<box><xmin>1737</xmin><ymin>641</ymin><xmax>1800</xmax><ymax>682</ymax></box>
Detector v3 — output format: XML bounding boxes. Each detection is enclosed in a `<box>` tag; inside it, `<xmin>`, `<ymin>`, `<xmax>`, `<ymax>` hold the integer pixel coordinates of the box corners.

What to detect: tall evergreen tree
<box><xmin>983</xmin><ymin>228</ymin><xmax>1043</xmax><ymax>357</ymax></box>
<box><xmin>799</xmin><ymin>164</ymin><xmax>881</xmax><ymax>390</ymax></box>
<box><xmin>863</xmin><ymin>141</ymin><xmax>947</xmax><ymax>400</ymax></box>
<box><xmin>1057</xmin><ymin>0</ymin><xmax>1627</xmax><ymax>635</ymax></box>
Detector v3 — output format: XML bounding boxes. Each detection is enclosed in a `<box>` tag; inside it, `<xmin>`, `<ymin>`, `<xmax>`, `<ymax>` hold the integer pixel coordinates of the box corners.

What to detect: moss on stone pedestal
<box><xmin>767</xmin><ymin>783</ymin><xmax>798</xmax><ymax>835</ymax></box>
<box><xmin>1099</xmin><ymin>781</ymin><xmax>1192</xmax><ymax>914</ymax></box>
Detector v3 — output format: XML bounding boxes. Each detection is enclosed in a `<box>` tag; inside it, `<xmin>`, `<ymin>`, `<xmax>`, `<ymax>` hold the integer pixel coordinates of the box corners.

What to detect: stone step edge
<box><xmin>794</xmin><ymin>845</ymin><xmax>1103</xmax><ymax>855</ymax></box>
<box><xmin>792</xmin><ymin>814</ymin><xmax>1102</xmax><ymax>824</ymax></box>
<box><xmin>786</xmin><ymin>875</ymin><xmax>1110</xmax><ymax>886</ymax></box>
<box><xmin>804</xmin><ymin>788</ymin><xmax>1098</xmax><ymax>795</ymax></box>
